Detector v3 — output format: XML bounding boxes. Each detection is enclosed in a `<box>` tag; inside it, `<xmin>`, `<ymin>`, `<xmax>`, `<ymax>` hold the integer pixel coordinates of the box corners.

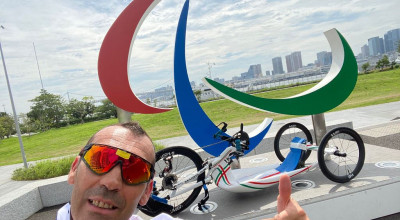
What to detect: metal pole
<box><xmin>67</xmin><ymin>91</ymin><xmax>70</xmax><ymax>103</ymax></box>
<box><xmin>311</xmin><ymin>113</ymin><xmax>327</xmax><ymax>145</ymax></box>
<box><xmin>0</xmin><ymin>41</ymin><xmax>28</xmax><ymax>168</ymax></box>
<box><xmin>32</xmin><ymin>42</ymin><xmax>44</xmax><ymax>90</ymax></box>
<box><xmin>116</xmin><ymin>107</ymin><xmax>132</xmax><ymax>123</ymax></box>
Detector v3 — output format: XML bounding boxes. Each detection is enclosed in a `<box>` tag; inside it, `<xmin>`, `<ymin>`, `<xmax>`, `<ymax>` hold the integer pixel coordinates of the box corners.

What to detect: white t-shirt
<box><xmin>57</xmin><ymin>203</ymin><xmax>179</xmax><ymax>220</ymax></box>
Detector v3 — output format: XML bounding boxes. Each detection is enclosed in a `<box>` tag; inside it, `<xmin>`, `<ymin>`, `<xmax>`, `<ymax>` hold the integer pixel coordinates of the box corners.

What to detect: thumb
<box><xmin>277</xmin><ymin>174</ymin><xmax>291</xmax><ymax>213</ymax></box>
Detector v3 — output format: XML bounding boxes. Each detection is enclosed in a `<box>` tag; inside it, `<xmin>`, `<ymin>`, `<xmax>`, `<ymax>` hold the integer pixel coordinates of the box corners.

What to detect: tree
<box><xmin>390</xmin><ymin>61</ymin><xmax>397</xmax><ymax>69</ymax></box>
<box><xmin>66</xmin><ymin>96</ymin><xmax>95</xmax><ymax>123</ymax></box>
<box><xmin>0</xmin><ymin>125</ymin><xmax>5</xmax><ymax>140</ymax></box>
<box><xmin>375</xmin><ymin>60</ymin><xmax>382</xmax><ymax>70</ymax></box>
<box><xmin>194</xmin><ymin>90</ymin><xmax>202</xmax><ymax>102</ymax></box>
<box><xmin>381</xmin><ymin>55</ymin><xmax>390</xmax><ymax>68</ymax></box>
<box><xmin>95</xmin><ymin>99</ymin><xmax>117</xmax><ymax>119</ymax></box>
<box><xmin>18</xmin><ymin>113</ymin><xmax>35</xmax><ymax>135</ymax></box>
<box><xmin>27</xmin><ymin>89</ymin><xmax>65</xmax><ymax>130</ymax></box>
<box><xmin>171</xmin><ymin>94</ymin><xmax>176</xmax><ymax>106</ymax></box>
<box><xmin>0</xmin><ymin>113</ymin><xmax>15</xmax><ymax>139</ymax></box>
<box><xmin>361</xmin><ymin>62</ymin><xmax>370</xmax><ymax>73</ymax></box>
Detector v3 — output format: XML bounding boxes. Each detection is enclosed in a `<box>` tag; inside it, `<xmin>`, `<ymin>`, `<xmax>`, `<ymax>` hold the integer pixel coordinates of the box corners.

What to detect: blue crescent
<box><xmin>174</xmin><ymin>0</ymin><xmax>273</xmax><ymax>156</ymax></box>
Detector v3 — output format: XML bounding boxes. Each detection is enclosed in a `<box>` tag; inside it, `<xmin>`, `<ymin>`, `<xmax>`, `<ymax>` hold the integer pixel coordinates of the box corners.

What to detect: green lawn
<box><xmin>0</xmin><ymin>68</ymin><xmax>399</xmax><ymax>166</ymax></box>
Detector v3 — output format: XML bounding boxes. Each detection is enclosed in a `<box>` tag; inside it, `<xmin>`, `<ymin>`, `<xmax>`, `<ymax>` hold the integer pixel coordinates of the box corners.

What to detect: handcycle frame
<box><xmin>139</xmin><ymin>119</ymin><xmax>365</xmax><ymax>216</ymax></box>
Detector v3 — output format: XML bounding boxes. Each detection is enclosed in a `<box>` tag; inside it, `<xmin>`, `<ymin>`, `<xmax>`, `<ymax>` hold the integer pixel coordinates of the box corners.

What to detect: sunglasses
<box><xmin>79</xmin><ymin>144</ymin><xmax>154</xmax><ymax>185</ymax></box>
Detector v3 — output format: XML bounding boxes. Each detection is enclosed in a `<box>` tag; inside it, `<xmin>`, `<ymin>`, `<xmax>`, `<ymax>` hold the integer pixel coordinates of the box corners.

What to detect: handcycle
<box><xmin>139</xmin><ymin>120</ymin><xmax>365</xmax><ymax>216</ymax></box>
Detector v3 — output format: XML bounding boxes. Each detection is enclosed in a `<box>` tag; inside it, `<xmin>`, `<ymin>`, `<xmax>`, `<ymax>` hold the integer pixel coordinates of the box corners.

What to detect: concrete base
<box><xmin>0</xmin><ymin>176</ymin><xmax>71</xmax><ymax>220</ymax></box>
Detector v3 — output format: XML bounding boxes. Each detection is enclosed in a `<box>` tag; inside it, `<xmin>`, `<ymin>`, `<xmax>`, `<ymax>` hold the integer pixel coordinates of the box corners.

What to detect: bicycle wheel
<box><xmin>139</xmin><ymin>146</ymin><xmax>205</xmax><ymax>216</ymax></box>
<box><xmin>274</xmin><ymin>122</ymin><xmax>313</xmax><ymax>162</ymax></box>
<box><xmin>318</xmin><ymin>127</ymin><xmax>365</xmax><ymax>183</ymax></box>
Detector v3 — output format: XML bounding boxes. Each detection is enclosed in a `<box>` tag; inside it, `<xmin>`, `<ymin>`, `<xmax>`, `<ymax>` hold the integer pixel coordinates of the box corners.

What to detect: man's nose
<box><xmin>99</xmin><ymin>164</ymin><xmax>123</xmax><ymax>191</ymax></box>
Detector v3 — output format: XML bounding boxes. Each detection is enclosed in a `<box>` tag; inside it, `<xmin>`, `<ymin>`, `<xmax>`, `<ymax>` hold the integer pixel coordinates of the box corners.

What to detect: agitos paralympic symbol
<box><xmin>97</xmin><ymin>0</ymin><xmax>357</xmax><ymax>127</ymax></box>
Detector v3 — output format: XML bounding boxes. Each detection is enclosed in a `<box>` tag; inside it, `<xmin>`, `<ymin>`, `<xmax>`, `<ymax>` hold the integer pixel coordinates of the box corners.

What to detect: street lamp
<box><xmin>32</xmin><ymin>42</ymin><xmax>44</xmax><ymax>90</ymax></box>
<box><xmin>0</xmin><ymin>26</ymin><xmax>28</xmax><ymax>168</ymax></box>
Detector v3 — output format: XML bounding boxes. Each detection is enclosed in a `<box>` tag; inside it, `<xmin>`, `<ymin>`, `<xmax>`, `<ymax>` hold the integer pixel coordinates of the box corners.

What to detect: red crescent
<box><xmin>98</xmin><ymin>0</ymin><xmax>171</xmax><ymax>114</ymax></box>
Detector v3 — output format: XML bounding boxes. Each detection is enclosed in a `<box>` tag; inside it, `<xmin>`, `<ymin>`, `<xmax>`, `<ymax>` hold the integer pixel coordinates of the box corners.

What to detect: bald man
<box><xmin>58</xmin><ymin>122</ymin><xmax>174</xmax><ymax>220</ymax></box>
<box><xmin>58</xmin><ymin>122</ymin><xmax>308</xmax><ymax>220</ymax></box>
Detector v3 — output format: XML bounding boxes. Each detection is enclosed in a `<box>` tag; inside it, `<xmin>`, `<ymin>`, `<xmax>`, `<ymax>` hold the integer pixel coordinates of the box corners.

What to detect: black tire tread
<box><xmin>139</xmin><ymin>146</ymin><xmax>204</xmax><ymax>216</ymax></box>
<box><xmin>317</xmin><ymin>127</ymin><xmax>365</xmax><ymax>183</ymax></box>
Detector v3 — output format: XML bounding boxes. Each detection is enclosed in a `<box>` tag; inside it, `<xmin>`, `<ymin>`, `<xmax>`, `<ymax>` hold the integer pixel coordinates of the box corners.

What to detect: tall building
<box><xmin>384</xmin><ymin>28</ymin><xmax>400</xmax><ymax>53</ymax></box>
<box><xmin>379</xmin><ymin>38</ymin><xmax>385</xmax><ymax>54</ymax></box>
<box><xmin>248</xmin><ymin>64</ymin><xmax>262</xmax><ymax>78</ymax></box>
<box><xmin>285</xmin><ymin>55</ymin><xmax>293</xmax><ymax>73</ymax></box>
<box><xmin>285</xmin><ymin>51</ymin><xmax>303</xmax><ymax>73</ymax></box>
<box><xmin>316</xmin><ymin>51</ymin><xmax>332</xmax><ymax>66</ymax></box>
<box><xmin>272</xmin><ymin>57</ymin><xmax>284</xmax><ymax>74</ymax></box>
<box><xmin>361</xmin><ymin>44</ymin><xmax>370</xmax><ymax>59</ymax></box>
<box><xmin>368</xmin><ymin>37</ymin><xmax>384</xmax><ymax>56</ymax></box>
<box><xmin>292</xmin><ymin>52</ymin><xmax>303</xmax><ymax>70</ymax></box>
<box><xmin>241</xmin><ymin>72</ymin><xmax>251</xmax><ymax>79</ymax></box>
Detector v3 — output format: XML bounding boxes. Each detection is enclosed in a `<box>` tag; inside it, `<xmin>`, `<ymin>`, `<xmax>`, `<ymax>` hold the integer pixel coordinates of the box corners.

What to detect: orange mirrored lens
<box><xmin>84</xmin><ymin>145</ymin><xmax>118</xmax><ymax>174</ymax></box>
<box><xmin>123</xmin><ymin>157</ymin><xmax>152</xmax><ymax>184</ymax></box>
<box><xmin>83</xmin><ymin>144</ymin><xmax>152</xmax><ymax>185</ymax></box>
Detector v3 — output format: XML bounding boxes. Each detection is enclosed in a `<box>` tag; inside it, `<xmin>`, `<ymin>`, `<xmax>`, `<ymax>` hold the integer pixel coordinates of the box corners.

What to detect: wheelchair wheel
<box><xmin>318</xmin><ymin>127</ymin><xmax>365</xmax><ymax>183</ymax></box>
<box><xmin>138</xmin><ymin>146</ymin><xmax>205</xmax><ymax>216</ymax></box>
<box><xmin>274</xmin><ymin>122</ymin><xmax>313</xmax><ymax>162</ymax></box>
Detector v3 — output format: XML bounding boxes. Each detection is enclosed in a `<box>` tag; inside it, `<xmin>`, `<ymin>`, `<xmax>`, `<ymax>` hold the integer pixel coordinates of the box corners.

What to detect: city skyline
<box><xmin>364</xmin><ymin>28</ymin><xmax>400</xmax><ymax>57</ymax></box>
<box><xmin>218</xmin><ymin>26</ymin><xmax>399</xmax><ymax>81</ymax></box>
<box><xmin>0</xmin><ymin>0</ymin><xmax>399</xmax><ymax>114</ymax></box>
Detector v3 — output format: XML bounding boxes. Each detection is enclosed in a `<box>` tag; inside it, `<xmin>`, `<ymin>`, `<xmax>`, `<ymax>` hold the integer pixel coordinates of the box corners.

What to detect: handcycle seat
<box><xmin>233</xmin><ymin>164</ymin><xmax>281</xmax><ymax>183</ymax></box>
<box><xmin>235</xmin><ymin>137</ymin><xmax>305</xmax><ymax>182</ymax></box>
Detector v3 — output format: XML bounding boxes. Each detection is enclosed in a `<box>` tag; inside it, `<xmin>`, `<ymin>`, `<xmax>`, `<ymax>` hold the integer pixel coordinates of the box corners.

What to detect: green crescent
<box><xmin>203</xmin><ymin>29</ymin><xmax>357</xmax><ymax>115</ymax></box>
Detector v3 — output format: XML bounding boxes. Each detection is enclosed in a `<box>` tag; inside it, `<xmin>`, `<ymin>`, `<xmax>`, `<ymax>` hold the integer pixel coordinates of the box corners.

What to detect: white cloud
<box><xmin>0</xmin><ymin>0</ymin><xmax>398</xmax><ymax>113</ymax></box>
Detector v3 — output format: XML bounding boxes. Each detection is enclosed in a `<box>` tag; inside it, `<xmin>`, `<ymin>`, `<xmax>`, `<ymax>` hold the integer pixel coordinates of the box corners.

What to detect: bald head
<box><xmin>88</xmin><ymin>122</ymin><xmax>155</xmax><ymax>164</ymax></box>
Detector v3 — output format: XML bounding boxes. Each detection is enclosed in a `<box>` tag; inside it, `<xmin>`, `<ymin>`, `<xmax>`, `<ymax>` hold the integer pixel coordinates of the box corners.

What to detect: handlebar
<box><xmin>218</xmin><ymin>122</ymin><xmax>228</xmax><ymax>133</ymax></box>
<box><xmin>213</xmin><ymin>122</ymin><xmax>228</xmax><ymax>139</ymax></box>
<box><xmin>214</xmin><ymin>122</ymin><xmax>250</xmax><ymax>152</ymax></box>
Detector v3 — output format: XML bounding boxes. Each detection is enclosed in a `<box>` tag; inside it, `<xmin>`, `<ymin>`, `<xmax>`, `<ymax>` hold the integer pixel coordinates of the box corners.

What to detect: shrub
<box><xmin>12</xmin><ymin>156</ymin><xmax>75</xmax><ymax>181</ymax></box>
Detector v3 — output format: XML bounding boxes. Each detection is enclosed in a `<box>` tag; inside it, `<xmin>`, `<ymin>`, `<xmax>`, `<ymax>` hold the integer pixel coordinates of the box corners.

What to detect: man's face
<box><xmin>68</xmin><ymin>126</ymin><xmax>155</xmax><ymax>220</ymax></box>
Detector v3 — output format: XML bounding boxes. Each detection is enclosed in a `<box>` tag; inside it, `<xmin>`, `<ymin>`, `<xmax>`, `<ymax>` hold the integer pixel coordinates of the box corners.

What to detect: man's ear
<box><xmin>67</xmin><ymin>156</ymin><xmax>80</xmax><ymax>185</ymax></box>
<box><xmin>139</xmin><ymin>179</ymin><xmax>154</xmax><ymax>206</ymax></box>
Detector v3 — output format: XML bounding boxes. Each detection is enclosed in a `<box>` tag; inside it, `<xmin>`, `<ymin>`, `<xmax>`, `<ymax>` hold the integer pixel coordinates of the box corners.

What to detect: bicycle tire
<box><xmin>274</xmin><ymin>122</ymin><xmax>313</xmax><ymax>162</ymax></box>
<box><xmin>318</xmin><ymin>127</ymin><xmax>365</xmax><ymax>183</ymax></box>
<box><xmin>139</xmin><ymin>146</ymin><xmax>205</xmax><ymax>216</ymax></box>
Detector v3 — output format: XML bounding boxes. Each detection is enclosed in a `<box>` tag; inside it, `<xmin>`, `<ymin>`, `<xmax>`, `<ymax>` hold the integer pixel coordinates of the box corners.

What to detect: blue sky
<box><xmin>0</xmin><ymin>0</ymin><xmax>399</xmax><ymax>113</ymax></box>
